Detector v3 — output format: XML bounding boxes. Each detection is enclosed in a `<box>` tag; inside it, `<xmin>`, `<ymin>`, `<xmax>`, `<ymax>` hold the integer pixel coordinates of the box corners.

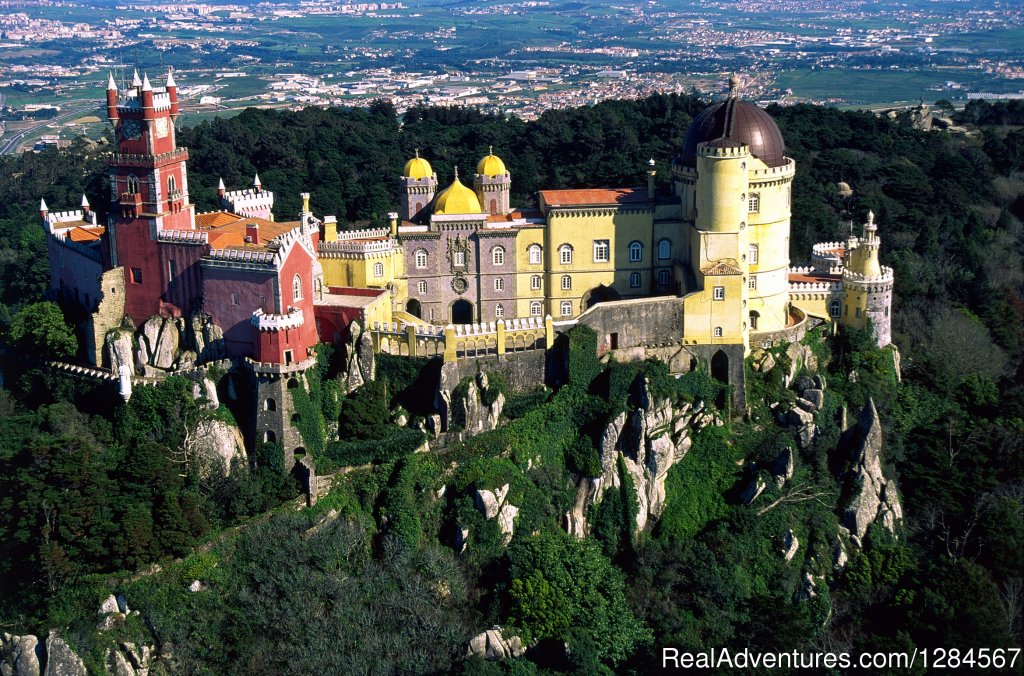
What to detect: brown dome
<box><xmin>681</xmin><ymin>98</ymin><xmax>786</xmax><ymax>168</ymax></box>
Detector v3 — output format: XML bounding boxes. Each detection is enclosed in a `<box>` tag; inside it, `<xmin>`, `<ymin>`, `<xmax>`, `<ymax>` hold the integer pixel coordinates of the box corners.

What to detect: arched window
<box><xmin>713</xmin><ymin>326</ymin><xmax>723</xmax><ymax>338</ymax></box>
<box><xmin>749</xmin><ymin>244</ymin><xmax>759</xmax><ymax>264</ymax></box>
<box><xmin>593</xmin><ymin>240</ymin><xmax>609</xmax><ymax>262</ymax></box>
<box><xmin>830</xmin><ymin>299</ymin><xmax>841</xmax><ymax>318</ymax></box>
<box><xmin>629</xmin><ymin>271</ymin><xmax>641</xmax><ymax>288</ymax></box>
<box><xmin>530</xmin><ymin>275</ymin><xmax>542</xmax><ymax>290</ymax></box>
<box><xmin>263</xmin><ymin>430</ymin><xmax>276</xmax><ymax>443</ymax></box>
<box><xmin>629</xmin><ymin>241</ymin><xmax>643</xmax><ymax>262</ymax></box>
<box><xmin>417</xmin><ymin>280</ymin><xmax>427</xmax><ymax>294</ymax></box>
<box><xmin>658</xmin><ymin>269</ymin><xmax>670</xmax><ymax>285</ymax></box>
<box><xmin>314</xmin><ymin>277</ymin><xmax>323</xmax><ymax>300</ymax></box>
<box><xmin>748</xmin><ymin>276</ymin><xmax>757</xmax><ymax>290</ymax></box>
<box><xmin>559</xmin><ymin>244</ymin><xmax>573</xmax><ymax>265</ymax></box>
<box><xmin>264</xmin><ymin>398</ymin><xmax>276</xmax><ymax>411</ymax></box>
<box><xmin>658</xmin><ymin>239</ymin><xmax>671</xmax><ymax>260</ymax></box>
<box><xmin>492</xmin><ymin>246</ymin><xmax>505</xmax><ymax>266</ymax></box>
<box><xmin>528</xmin><ymin>244</ymin><xmax>542</xmax><ymax>265</ymax></box>
<box><xmin>560</xmin><ymin>301</ymin><xmax>573</xmax><ymax>317</ymax></box>
<box><xmin>495</xmin><ymin>303</ymin><xmax>504</xmax><ymax>318</ymax></box>
<box><xmin>749</xmin><ymin>311</ymin><xmax>760</xmax><ymax>330</ymax></box>
<box><xmin>530</xmin><ymin>300</ymin><xmax>542</xmax><ymax>316</ymax></box>
<box><xmin>231</xmin><ymin>293</ymin><xmax>239</xmax><ymax>306</ymax></box>
<box><xmin>167</xmin><ymin>174</ymin><xmax>176</xmax><ymax>195</ymax></box>
<box><xmin>415</xmin><ymin>249</ymin><xmax>428</xmax><ymax>268</ymax></box>
<box><xmin>373</xmin><ymin>262</ymin><xmax>384</xmax><ymax>277</ymax></box>
<box><xmin>495</xmin><ymin>277</ymin><xmax>504</xmax><ymax>291</ymax></box>
<box><xmin>126</xmin><ymin>175</ymin><xmax>139</xmax><ymax>195</ymax></box>
<box><xmin>292</xmin><ymin>274</ymin><xmax>302</xmax><ymax>301</ymax></box>
<box><xmin>561</xmin><ymin>275</ymin><xmax>571</xmax><ymax>291</ymax></box>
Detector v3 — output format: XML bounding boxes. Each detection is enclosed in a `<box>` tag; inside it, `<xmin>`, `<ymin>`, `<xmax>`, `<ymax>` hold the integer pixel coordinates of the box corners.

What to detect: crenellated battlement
<box><xmin>157</xmin><ymin>228</ymin><xmax>208</xmax><ymax>244</ymax></box>
<box><xmin>251</xmin><ymin>307</ymin><xmax>305</xmax><ymax>332</ymax></box>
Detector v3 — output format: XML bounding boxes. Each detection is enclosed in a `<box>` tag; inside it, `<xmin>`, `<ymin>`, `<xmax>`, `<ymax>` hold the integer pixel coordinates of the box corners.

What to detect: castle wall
<box><xmin>444</xmin><ymin>350</ymin><xmax>547</xmax><ymax>394</ymax></box>
<box><xmin>157</xmin><ymin>240</ymin><xmax>206</xmax><ymax>315</ymax></box>
<box><xmin>48</xmin><ymin>238</ymin><xmax>104</xmax><ymax>312</ymax></box>
<box><xmin>110</xmin><ymin>218</ymin><xmax>165</xmax><ymax>325</ymax></box>
<box><xmin>201</xmin><ymin>265</ymin><xmax>276</xmax><ymax>357</ymax></box>
<box><xmin>574</xmin><ymin>296</ymin><xmax>685</xmax><ymax>352</ymax></box>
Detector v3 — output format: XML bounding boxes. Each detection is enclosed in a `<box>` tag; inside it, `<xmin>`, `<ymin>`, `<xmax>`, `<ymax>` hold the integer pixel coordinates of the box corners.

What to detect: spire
<box><xmin>39</xmin><ymin>198</ymin><xmax>48</xmax><ymax>213</ymax></box>
<box><xmin>453</xmin><ymin>165</ymin><xmax>459</xmax><ymax>181</ymax></box>
<box><xmin>141</xmin><ymin>73</ymin><xmax>152</xmax><ymax>92</ymax></box>
<box><xmin>81</xmin><ymin>194</ymin><xmax>90</xmax><ymax>208</ymax></box>
<box><xmin>488</xmin><ymin>144</ymin><xmax>493</xmax><ymax>156</ymax></box>
<box><xmin>867</xmin><ymin>210</ymin><xmax>875</xmax><ymax>226</ymax></box>
<box><xmin>414</xmin><ymin>147</ymin><xmax>420</xmax><ymax>158</ymax></box>
<box><xmin>107</xmin><ymin>72</ymin><xmax>117</xmax><ymax>91</ymax></box>
<box><xmin>217</xmin><ymin>177</ymin><xmax>225</xmax><ymax>190</ymax></box>
<box><xmin>166</xmin><ymin>67</ymin><xmax>176</xmax><ymax>88</ymax></box>
<box><xmin>253</xmin><ymin>173</ymin><xmax>262</xmax><ymax>189</ymax></box>
<box><xmin>132</xmin><ymin>68</ymin><xmax>142</xmax><ymax>88</ymax></box>
<box><xmin>648</xmin><ymin>158</ymin><xmax>655</xmax><ymax>167</ymax></box>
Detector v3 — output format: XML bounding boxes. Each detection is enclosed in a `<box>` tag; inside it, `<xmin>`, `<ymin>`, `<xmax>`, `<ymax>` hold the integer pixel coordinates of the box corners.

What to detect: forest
<box><xmin>0</xmin><ymin>95</ymin><xmax>1021</xmax><ymax>673</ymax></box>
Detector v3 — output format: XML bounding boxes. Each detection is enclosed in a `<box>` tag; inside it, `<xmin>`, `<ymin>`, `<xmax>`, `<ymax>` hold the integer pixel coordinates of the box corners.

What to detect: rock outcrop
<box><xmin>578</xmin><ymin>376</ymin><xmax>697</xmax><ymax>533</ymax></box>
<box><xmin>1</xmin><ymin>634</ymin><xmax>42</xmax><ymax>676</ymax></box>
<box><xmin>777</xmin><ymin>373</ymin><xmax>827</xmax><ymax>451</ymax></box>
<box><xmin>190</xmin><ymin>418</ymin><xmax>246</xmax><ymax>477</ymax></box>
<box><xmin>44</xmin><ymin>632</ymin><xmax>86</xmax><ymax>676</ymax></box>
<box><xmin>783</xmin><ymin>529</ymin><xmax>799</xmax><ymax>562</ymax></box>
<box><xmin>841</xmin><ymin>398</ymin><xmax>903</xmax><ymax>547</ymax></box>
<box><xmin>104</xmin><ymin>330</ymin><xmax>136</xmax><ymax>376</ymax></box>
<box><xmin>340</xmin><ymin>321</ymin><xmax>375</xmax><ymax>394</ymax></box>
<box><xmin>474</xmin><ymin>483</ymin><xmax>518</xmax><ymax>545</ymax></box>
<box><xmin>188</xmin><ymin>313</ymin><xmax>226</xmax><ymax>363</ymax></box>
<box><xmin>466</xmin><ymin>628</ymin><xmax>526</xmax><ymax>661</ymax></box>
<box><xmin>454</xmin><ymin>372</ymin><xmax>504</xmax><ymax>438</ymax></box>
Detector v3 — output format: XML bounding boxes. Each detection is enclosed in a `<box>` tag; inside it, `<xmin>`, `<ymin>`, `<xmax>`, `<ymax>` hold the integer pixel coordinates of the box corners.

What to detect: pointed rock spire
<box><xmin>107</xmin><ymin>72</ymin><xmax>117</xmax><ymax>91</ymax></box>
<box><xmin>132</xmin><ymin>68</ymin><xmax>142</xmax><ymax>87</ymax></box>
<box><xmin>141</xmin><ymin>72</ymin><xmax>152</xmax><ymax>92</ymax></box>
<box><xmin>165</xmin><ymin>67</ymin><xmax>176</xmax><ymax>88</ymax></box>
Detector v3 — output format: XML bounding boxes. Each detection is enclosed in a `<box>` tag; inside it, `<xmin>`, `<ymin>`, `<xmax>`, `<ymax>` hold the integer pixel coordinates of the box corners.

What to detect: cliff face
<box><xmin>841</xmin><ymin>397</ymin><xmax>903</xmax><ymax>547</ymax></box>
<box><xmin>567</xmin><ymin>376</ymin><xmax>720</xmax><ymax>536</ymax></box>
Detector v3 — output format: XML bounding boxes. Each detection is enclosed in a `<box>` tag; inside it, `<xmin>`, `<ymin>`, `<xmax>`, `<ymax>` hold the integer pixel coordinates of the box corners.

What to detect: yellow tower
<box><xmin>841</xmin><ymin>210</ymin><xmax>893</xmax><ymax>345</ymax></box>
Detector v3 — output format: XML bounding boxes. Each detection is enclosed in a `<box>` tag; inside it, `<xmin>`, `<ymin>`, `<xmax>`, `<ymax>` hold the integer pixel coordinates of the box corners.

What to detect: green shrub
<box><xmin>324</xmin><ymin>428</ymin><xmax>425</xmax><ymax>466</ymax></box>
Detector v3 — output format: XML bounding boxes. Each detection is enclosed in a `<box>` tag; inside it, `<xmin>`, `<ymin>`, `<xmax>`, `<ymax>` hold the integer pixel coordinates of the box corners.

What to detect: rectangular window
<box><xmin>856</xmin><ymin>307</ymin><xmax>862</xmax><ymax>318</ymax></box>
<box><xmin>713</xmin><ymin>286</ymin><xmax>725</xmax><ymax>300</ymax></box>
<box><xmin>749</xmin><ymin>244</ymin><xmax>759</xmax><ymax>264</ymax></box>
<box><xmin>131</xmin><ymin>267</ymin><xmax>143</xmax><ymax>284</ymax></box>
<box><xmin>168</xmin><ymin>259</ymin><xmax>177</xmax><ymax>282</ymax></box>
<box><xmin>630</xmin><ymin>272</ymin><xmax>641</xmax><ymax>288</ymax></box>
<box><xmin>658</xmin><ymin>269</ymin><xmax>670</xmax><ymax>285</ymax></box>
<box><xmin>748</xmin><ymin>192</ymin><xmax>760</xmax><ymax>213</ymax></box>
<box><xmin>593</xmin><ymin>240</ymin><xmax>609</xmax><ymax>263</ymax></box>
<box><xmin>530</xmin><ymin>275</ymin><xmax>542</xmax><ymax>290</ymax></box>
<box><xmin>283</xmin><ymin>349</ymin><xmax>294</xmax><ymax>365</ymax></box>
<box><xmin>748</xmin><ymin>276</ymin><xmax>756</xmax><ymax>290</ymax></box>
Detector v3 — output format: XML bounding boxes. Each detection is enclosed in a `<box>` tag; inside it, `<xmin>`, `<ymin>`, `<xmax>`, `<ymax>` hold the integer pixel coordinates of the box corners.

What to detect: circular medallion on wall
<box><xmin>451</xmin><ymin>276</ymin><xmax>468</xmax><ymax>294</ymax></box>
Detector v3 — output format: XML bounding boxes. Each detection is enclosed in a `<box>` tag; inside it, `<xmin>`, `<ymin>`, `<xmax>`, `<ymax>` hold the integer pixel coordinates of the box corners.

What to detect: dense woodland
<box><xmin>0</xmin><ymin>96</ymin><xmax>1021</xmax><ymax>673</ymax></box>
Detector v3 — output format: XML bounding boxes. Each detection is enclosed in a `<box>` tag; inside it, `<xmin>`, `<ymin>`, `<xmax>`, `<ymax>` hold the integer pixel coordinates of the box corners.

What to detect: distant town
<box><xmin>1</xmin><ymin>0</ymin><xmax>1022</xmax><ymax>152</ymax></box>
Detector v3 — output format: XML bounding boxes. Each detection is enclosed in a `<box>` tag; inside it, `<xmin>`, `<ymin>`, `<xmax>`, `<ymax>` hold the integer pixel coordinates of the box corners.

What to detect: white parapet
<box><xmin>251</xmin><ymin>306</ymin><xmax>305</xmax><ymax>332</ymax></box>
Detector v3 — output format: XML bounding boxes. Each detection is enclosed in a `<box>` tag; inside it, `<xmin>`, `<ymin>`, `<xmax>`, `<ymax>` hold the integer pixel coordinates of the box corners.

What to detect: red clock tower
<box><xmin>107</xmin><ymin>69</ymin><xmax>199</xmax><ymax>325</ymax></box>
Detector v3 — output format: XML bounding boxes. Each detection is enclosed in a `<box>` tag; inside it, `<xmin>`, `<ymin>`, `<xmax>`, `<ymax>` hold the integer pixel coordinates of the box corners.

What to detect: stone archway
<box><xmin>451</xmin><ymin>299</ymin><xmax>473</xmax><ymax>324</ymax></box>
<box><xmin>711</xmin><ymin>349</ymin><xmax>729</xmax><ymax>384</ymax></box>
<box><xmin>406</xmin><ymin>298</ymin><xmax>422</xmax><ymax>318</ymax></box>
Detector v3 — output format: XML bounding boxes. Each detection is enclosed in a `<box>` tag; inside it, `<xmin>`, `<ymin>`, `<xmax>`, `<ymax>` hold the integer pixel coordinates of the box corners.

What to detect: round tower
<box><xmin>841</xmin><ymin>211</ymin><xmax>893</xmax><ymax>346</ymax></box>
<box><xmin>473</xmin><ymin>147</ymin><xmax>511</xmax><ymax>215</ymax></box>
<box><xmin>400</xmin><ymin>150</ymin><xmax>437</xmax><ymax>222</ymax></box>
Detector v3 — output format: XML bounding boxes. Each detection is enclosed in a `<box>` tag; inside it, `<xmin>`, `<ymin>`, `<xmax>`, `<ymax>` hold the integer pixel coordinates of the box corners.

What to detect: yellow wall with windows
<box><xmin>681</xmin><ymin>273</ymin><xmax>746</xmax><ymax>348</ymax></box>
<box><xmin>513</xmin><ymin>227</ymin><xmax>546</xmax><ymax>319</ymax></box>
<box><xmin>320</xmin><ymin>250</ymin><xmax>403</xmax><ymax>291</ymax></box>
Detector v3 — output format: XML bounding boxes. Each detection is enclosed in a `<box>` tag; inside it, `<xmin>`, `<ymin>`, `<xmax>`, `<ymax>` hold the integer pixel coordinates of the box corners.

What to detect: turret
<box><xmin>253</xmin><ymin>173</ymin><xmax>262</xmax><ymax>193</ymax></box>
<box><xmin>39</xmin><ymin>198</ymin><xmax>48</xmax><ymax>221</ymax></box>
<box><xmin>140</xmin><ymin>72</ymin><xmax>154</xmax><ymax>119</ymax></box>
<box><xmin>166</xmin><ymin>68</ymin><xmax>179</xmax><ymax>118</ymax></box>
<box><xmin>106</xmin><ymin>72</ymin><xmax>119</xmax><ymax>123</ymax></box>
<box><xmin>81</xmin><ymin>194</ymin><xmax>90</xmax><ymax>216</ymax></box>
<box><xmin>473</xmin><ymin>146</ymin><xmax>510</xmax><ymax>215</ymax></box>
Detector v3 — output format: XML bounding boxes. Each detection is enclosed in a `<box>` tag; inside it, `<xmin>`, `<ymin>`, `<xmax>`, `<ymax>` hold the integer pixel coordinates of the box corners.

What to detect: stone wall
<box><xmin>85</xmin><ymin>267</ymin><xmax>127</xmax><ymax>368</ymax></box>
<box><xmin>574</xmin><ymin>296</ymin><xmax>686</xmax><ymax>353</ymax></box>
<box><xmin>442</xmin><ymin>350</ymin><xmax>547</xmax><ymax>394</ymax></box>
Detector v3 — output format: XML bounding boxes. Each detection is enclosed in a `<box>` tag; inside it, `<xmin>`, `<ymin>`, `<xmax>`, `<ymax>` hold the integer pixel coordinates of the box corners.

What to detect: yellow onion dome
<box><xmin>434</xmin><ymin>170</ymin><xmax>483</xmax><ymax>215</ymax></box>
<box><xmin>403</xmin><ymin>150</ymin><xmax>434</xmax><ymax>179</ymax></box>
<box><xmin>476</xmin><ymin>147</ymin><xmax>507</xmax><ymax>177</ymax></box>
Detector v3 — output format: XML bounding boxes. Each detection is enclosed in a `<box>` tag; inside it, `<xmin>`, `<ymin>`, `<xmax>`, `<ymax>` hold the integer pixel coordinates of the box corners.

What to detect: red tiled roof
<box><xmin>68</xmin><ymin>226</ymin><xmax>105</xmax><ymax>242</ymax></box>
<box><xmin>195</xmin><ymin>211</ymin><xmax>244</xmax><ymax>228</ymax></box>
<box><xmin>203</xmin><ymin>215</ymin><xmax>300</xmax><ymax>251</ymax></box>
<box><xmin>540</xmin><ymin>188</ymin><xmax>648</xmax><ymax>207</ymax></box>
<box><xmin>789</xmin><ymin>272</ymin><xmax>840</xmax><ymax>284</ymax></box>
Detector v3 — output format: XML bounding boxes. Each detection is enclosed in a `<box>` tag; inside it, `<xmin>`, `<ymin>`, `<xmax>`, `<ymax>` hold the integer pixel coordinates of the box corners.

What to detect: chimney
<box><xmin>387</xmin><ymin>211</ymin><xmax>399</xmax><ymax>238</ymax></box>
<box><xmin>245</xmin><ymin>222</ymin><xmax>259</xmax><ymax>245</ymax></box>
<box><xmin>106</xmin><ymin>72</ymin><xmax>119</xmax><ymax>123</ymax></box>
<box><xmin>323</xmin><ymin>215</ymin><xmax>338</xmax><ymax>242</ymax></box>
